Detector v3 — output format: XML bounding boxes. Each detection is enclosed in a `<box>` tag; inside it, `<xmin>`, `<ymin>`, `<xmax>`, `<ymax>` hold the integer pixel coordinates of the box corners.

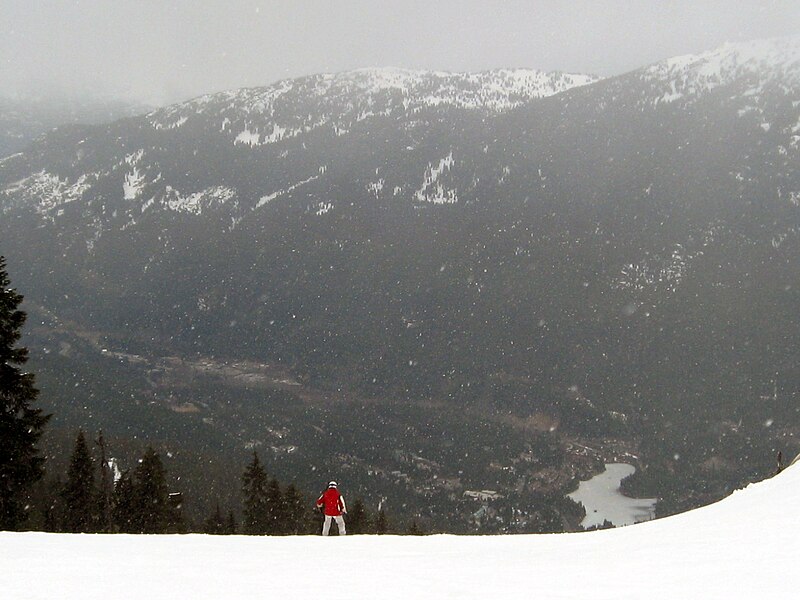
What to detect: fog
<box><xmin>2</xmin><ymin>0</ymin><xmax>798</xmax><ymax>107</ymax></box>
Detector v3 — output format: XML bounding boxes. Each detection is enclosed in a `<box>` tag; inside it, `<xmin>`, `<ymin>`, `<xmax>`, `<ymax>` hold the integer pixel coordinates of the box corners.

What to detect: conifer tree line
<box><xmin>41</xmin><ymin>431</ymin><xmax>184</xmax><ymax>534</ymax></box>
<box><xmin>35</xmin><ymin>431</ymin><xmax>402</xmax><ymax>535</ymax></box>
<box><xmin>236</xmin><ymin>450</ymin><xmax>398</xmax><ymax>536</ymax></box>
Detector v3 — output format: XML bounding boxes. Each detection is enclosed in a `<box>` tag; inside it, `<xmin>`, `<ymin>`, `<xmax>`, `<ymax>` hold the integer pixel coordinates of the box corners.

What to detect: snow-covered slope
<box><xmin>641</xmin><ymin>34</ymin><xmax>800</xmax><ymax>105</ymax></box>
<box><xmin>146</xmin><ymin>67</ymin><xmax>599</xmax><ymax>146</ymax></box>
<box><xmin>0</xmin><ymin>66</ymin><xmax>599</xmax><ymax>221</ymax></box>
<box><xmin>150</xmin><ymin>66</ymin><xmax>598</xmax><ymax>124</ymax></box>
<box><xmin>1</xmin><ymin>465</ymin><xmax>797</xmax><ymax>599</ymax></box>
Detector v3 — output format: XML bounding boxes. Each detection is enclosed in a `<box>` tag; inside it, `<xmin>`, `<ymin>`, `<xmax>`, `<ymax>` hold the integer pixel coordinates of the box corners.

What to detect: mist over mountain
<box><xmin>0</xmin><ymin>95</ymin><xmax>151</xmax><ymax>159</ymax></box>
<box><xmin>2</xmin><ymin>35</ymin><xmax>798</xmax><ymax>530</ymax></box>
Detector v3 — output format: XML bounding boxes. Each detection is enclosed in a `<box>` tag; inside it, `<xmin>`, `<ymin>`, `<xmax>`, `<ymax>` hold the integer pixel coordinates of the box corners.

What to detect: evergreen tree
<box><xmin>41</xmin><ymin>475</ymin><xmax>65</xmax><ymax>532</ymax></box>
<box><xmin>133</xmin><ymin>447</ymin><xmax>169</xmax><ymax>534</ymax></box>
<box><xmin>112</xmin><ymin>471</ymin><xmax>136</xmax><ymax>533</ymax></box>
<box><xmin>347</xmin><ymin>498</ymin><xmax>369</xmax><ymax>534</ymax></box>
<box><xmin>61</xmin><ymin>430</ymin><xmax>95</xmax><ymax>533</ymax></box>
<box><xmin>375</xmin><ymin>507</ymin><xmax>389</xmax><ymax>534</ymax></box>
<box><xmin>407</xmin><ymin>519</ymin><xmax>423</xmax><ymax>535</ymax></box>
<box><xmin>241</xmin><ymin>451</ymin><xmax>269</xmax><ymax>534</ymax></box>
<box><xmin>204</xmin><ymin>503</ymin><xmax>226</xmax><ymax>535</ymax></box>
<box><xmin>112</xmin><ymin>449</ymin><xmax>170</xmax><ymax>534</ymax></box>
<box><xmin>165</xmin><ymin>491</ymin><xmax>185</xmax><ymax>534</ymax></box>
<box><xmin>265</xmin><ymin>477</ymin><xmax>283</xmax><ymax>534</ymax></box>
<box><xmin>225</xmin><ymin>510</ymin><xmax>237</xmax><ymax>535</ymax></box>
<box><xmin>282</xmin><ymin>483</ymin><xmax>306</xmax><ymax>535</ymax></box>
<box><xmin>0</xmin><ymin>257</ymin><xmax>50</xmax><ymax>530</ymax></box>
<box><xmin>94</xmin><ymin>431</ymin><xmax>113</xmax><ymax>533</ymax></box>
<box><xmin>42</xmin><ymin>498</ymin><xmax>60</xmax><ymax>532</ymax></box>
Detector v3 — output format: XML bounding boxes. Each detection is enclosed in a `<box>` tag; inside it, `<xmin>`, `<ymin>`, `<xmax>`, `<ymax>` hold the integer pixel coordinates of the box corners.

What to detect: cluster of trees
<box><xmin>45</xmin><ymin>431</ymin><xmax>183</xmax><ymax>534</ymax></box>
<box><xmin>43</xmin><ymin>432</ymin><xmax>398</xmax><ymax>536</ymax></box>
<box><xmin>237</xmin><ymin>451</ymin><xmax>394</xmax><ymax>536</ymax></box>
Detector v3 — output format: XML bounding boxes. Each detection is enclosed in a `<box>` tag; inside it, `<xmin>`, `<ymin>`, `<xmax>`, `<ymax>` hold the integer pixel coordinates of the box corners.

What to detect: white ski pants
<box><xmin>322</xmin><ymin>515</ymin><xmax>346</xmax><ymax>536</ymax></box>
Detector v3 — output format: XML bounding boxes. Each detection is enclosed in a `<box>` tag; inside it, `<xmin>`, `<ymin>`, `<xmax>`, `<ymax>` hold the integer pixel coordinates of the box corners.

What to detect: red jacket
<box><xmin>317</xmin><ymin>488</ymin><xmax>346</xmax><ymax>516</ymax></box>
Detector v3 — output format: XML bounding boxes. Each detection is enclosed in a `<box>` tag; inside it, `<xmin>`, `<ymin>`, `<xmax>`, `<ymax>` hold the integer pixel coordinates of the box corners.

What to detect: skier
<box><xmin>316</xmin><ymin>481</ymin><xmax>347</xmax><ymax>536</ymax></box>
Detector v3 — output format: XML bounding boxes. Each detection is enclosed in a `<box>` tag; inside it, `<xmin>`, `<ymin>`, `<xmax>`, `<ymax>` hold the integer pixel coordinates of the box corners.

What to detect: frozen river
<box><xmin>568</xmin><ymin>463</ymin><xmax>658</xmax><ymax>528</ymax></box>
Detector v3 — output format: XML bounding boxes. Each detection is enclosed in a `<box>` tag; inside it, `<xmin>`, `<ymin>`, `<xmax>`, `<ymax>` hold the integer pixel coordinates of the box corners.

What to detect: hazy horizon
<box><xmin>2</xmin><ymin>0</ymin><xmax>798</xmax><ymax>106</ymax></box>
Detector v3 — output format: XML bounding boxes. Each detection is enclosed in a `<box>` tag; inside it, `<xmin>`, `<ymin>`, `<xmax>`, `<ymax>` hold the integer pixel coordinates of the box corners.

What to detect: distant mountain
<box><xmin>0</xmin><ymin>67</ymin><xmax>598</xmax><ymax>216</ymax></box>
<box><xmin>0</xmin><ymin>95</ymin><xmax>151</xmax><ymax>158</ymax></box>
<box><xmin>642</xmin><ymin>35</ymin><xmax>800</xmax><ymax>105</ymax></box>
<box><xmin>1</xmin><ymin>37</ymin><xmax>798</xmax><ymax>529</ymax></box>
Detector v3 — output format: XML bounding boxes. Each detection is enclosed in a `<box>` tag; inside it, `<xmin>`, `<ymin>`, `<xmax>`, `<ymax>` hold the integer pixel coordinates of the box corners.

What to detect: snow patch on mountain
<box><xmin>644</xmin><ymin>35</ymin><xmax>800</xmax><ymax>105</ymax></box>
<box><xmin>122</xmin><ymin>150</ymin><xmax>147</xmax><ymax>200</ymax></box>
<box><xmin>143</xmin><ymin>67</ymin><xmax>600</xmax><ymax>151</ymax></box>
<box><xmin>0</xmin><ymin>152</ymin><xmax>24</xmax><ymax>166</ymax></box>
<box><xmin>616</xmin><ymin>244</ymin><xmax>692</xmax><ymax>294</ymax></box>
<box><xmin>314</xmin><ymin>201</ymin><xmax>333</xmax><ymax>216</ymax></box>
<box><xmin>771</xmin><ymin>227</ymin><xmax>798</xmax><ymax>249</ymax></box>
<box><xmin>234</xmin><ymin>120</ymin><xmax>328</xmax><ymax>147</ymax></box>
<box><xmin>789</xmin><ymin>115</ymin><xmax>800</xmax><ymax>147</ymax></box>
<box><xmin>151</xmin><ymin>115</ymin><xmax>188</xmax><ymax>130</ymax></box>
<box><xmin>124</xmin><ymin>150</ymin><xmax>144</xmax><ymax>165</ymax></box>
<box><xmin>1</xmin><ymin>170</ymin><xmax>92</xmax><ymax>218</ymax></box>
<box><xmin>163</xmin><ymin>185</ymin><xmax>237</xmax><ymax>215</ymax></box>
<box><xmin>262</xmin><ymin>123</ymin><xmax>289</xmax><ymax>144</ymax></box>
<box><xmin>123</xmin><ymin>167</ymin><xmax>145</xmax><ymax>200</ymax></box>
<box><xmin>367</xmin><ymin>179</ymin><xmax>384</xmax><ymax>199</ymax></box>
<box><xmin>343</xmin><ymin>68</ymin><xmax>599</xmax><ymax>111</ymax></box>
<box><xmin>234</xmin><ymin>128</ymin><xmax>261</xmax><ymax>147</ymax></box>
<box><xmin>257</xmin><ymin>173</ymin><xmax>322</xmax><ymax>208</ymax></box>
<box><xmin>415</xmin><ymin>152</ymin><xmax>457</xmax><ymax>204</ymax></box>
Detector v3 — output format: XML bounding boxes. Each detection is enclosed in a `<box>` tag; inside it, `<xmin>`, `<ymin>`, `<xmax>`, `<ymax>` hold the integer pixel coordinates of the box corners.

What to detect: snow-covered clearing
<box><xmin>2</xmin><ymin>463</ymin><xmax>798</xmax><ymax>599</ymax></box>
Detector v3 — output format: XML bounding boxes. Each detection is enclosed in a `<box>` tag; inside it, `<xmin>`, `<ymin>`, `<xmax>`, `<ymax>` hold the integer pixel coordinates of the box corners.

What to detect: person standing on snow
<box><xmin>316</xmin><ymin>481</ymin><xmax>347</xmax><ymax>536</ymax></box>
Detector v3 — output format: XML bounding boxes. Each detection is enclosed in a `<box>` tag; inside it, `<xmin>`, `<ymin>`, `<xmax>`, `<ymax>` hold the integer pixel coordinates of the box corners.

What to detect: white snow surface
<box><xmin>2</xmin><ymin>463</ymin><xmax>798</xmax><ymax>599</ymax></box>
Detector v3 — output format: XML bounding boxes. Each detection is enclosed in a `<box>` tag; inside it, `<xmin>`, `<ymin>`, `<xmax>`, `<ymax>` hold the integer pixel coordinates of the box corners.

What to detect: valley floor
<box><xmin>2</xmin><ymin>465</ymin><xmax>798</xmax><ymax>599</ymax></box>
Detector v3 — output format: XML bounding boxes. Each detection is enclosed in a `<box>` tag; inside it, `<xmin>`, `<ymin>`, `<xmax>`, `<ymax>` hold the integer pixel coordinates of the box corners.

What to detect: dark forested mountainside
<box><xmin>1</xmin><ymin>36</ymin><xmax>798</xmax><ymax>529</ymax></box>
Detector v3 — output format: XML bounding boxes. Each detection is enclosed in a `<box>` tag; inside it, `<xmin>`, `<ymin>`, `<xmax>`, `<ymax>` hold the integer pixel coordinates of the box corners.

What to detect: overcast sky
<box><xmin>2</xmin><ymin>0</ymin><xmax>798</xmax><ymax>106</ymax></box>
